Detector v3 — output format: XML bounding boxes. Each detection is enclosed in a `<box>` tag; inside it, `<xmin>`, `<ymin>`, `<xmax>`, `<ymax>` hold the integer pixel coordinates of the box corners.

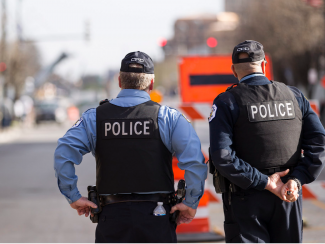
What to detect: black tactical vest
<box><xmin>95</xmin><ymin>100</ymin><xmax>174</xmax><ymax>195</ymax></box>
<box><xmin>228</xmin><ymin>81</ymin><xmax>302</xmax><ymax>170</ymax></box>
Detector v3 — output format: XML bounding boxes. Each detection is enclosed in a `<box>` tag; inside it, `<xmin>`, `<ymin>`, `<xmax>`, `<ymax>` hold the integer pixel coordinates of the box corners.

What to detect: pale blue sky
<box><xmin>4</xmin><ymin>0</ymin><xmax>224</xmax><ymax>79</ymax></box>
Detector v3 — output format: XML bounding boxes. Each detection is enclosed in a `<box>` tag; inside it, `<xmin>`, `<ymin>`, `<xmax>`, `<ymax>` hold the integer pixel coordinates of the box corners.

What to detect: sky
<box><xmin>4</xmin><ymin>0</ymin><xmax>224</xmax><ymax>80</ymax></box>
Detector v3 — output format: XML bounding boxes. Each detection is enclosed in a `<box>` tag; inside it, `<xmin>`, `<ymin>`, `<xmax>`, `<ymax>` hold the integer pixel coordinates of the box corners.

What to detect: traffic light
<box><xmin>302</xmin><ymin>0</ymin><xmax>323</xmax><ymax>7</ymax></box>
<box><xmin>206</xmin><ymin>37</ymin><xmax>218</xmax><ymax>48</ymax></box>
<box><xmin>158</xmin><ymin>38</ymin><xmax>167</xmax><ymax>47</ymax></box>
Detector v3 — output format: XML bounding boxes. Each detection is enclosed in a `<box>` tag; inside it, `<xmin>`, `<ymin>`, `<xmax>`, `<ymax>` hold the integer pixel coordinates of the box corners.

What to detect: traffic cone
<box><xmin>172</xmin><ymin>156</ymin><xmax>224</xmax><ymax>242</ymax></box>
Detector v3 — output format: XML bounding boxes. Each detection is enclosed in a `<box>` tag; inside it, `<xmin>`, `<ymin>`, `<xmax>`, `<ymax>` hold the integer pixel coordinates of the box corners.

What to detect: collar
<box><xmin>116</xmin><ymin>89</ymin><xmax>150</xmax><ymax>99</ymax></box>
<box><xmin>240</xmin><ymin>72</ymin><xmax>265</xmax><ymax>83</ymax></box>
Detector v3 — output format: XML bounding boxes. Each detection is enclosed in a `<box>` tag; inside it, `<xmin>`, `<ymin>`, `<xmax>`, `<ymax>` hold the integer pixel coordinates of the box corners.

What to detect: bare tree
<box><xmin>4</xmin><ymin>41</ymin><xmax>41</xmax><ymax>100</ymax></box>
<box><xmin>236</xmin><ymin>0</ymin><xmax>324</xmax><ymax>87</ymax></box>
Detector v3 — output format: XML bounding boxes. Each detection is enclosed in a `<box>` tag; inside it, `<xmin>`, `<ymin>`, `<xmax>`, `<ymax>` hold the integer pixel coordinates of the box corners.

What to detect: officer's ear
<box><xmin>149</xmin><ymin>79</ymin><xmax>154</xmax><ymax>91</ymax></box>
<box><xmin>261</xmin><ymin>60</ymin><xmax>267</xmax><ymax>76</ymax></box>
<box><xmin>231</xmin><ymin>65</ymin><xmax>238</xmax><ymax>79</ymax></box>
<box><xmin>118</xmin><ymin>76</ymin><xmax>122</xmax><ymax>88</ymax></box>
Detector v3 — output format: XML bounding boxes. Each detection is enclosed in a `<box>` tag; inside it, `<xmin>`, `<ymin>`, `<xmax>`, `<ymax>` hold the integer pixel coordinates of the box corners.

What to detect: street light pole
<box><xmin>16</xmin><ymin>0</ymin><xmax>23</xmax><ymax>43</ymax></box>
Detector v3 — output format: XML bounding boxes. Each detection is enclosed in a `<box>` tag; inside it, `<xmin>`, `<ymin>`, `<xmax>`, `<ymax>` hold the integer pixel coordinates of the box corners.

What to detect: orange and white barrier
<box><xmin>309</xmin><ymin>99</ymin><xmax>320</xmax><ymax>117</ymax></box>
<box><xmin>172</xmin><ymin>156</ymin><xmax>223</xmax><ymax>242</ymax></box>
<box><xmin>162</xmin><ymin>101</ymin><xmax>211</xmax><ymax>122</ymax></box>
<box><xmin>301</xmin><ymin>181</ymin><xmax>325</xmax><ymax>201</ymax></box>
<box><xmin>179</xmin><ymin>103</ymin><xmax>212</xmax><ymax>121</ymax></box>
<box><xmin>178</xmin><ymin>103</ymin><xmax>211</xmax><ymax>121</ymax></box>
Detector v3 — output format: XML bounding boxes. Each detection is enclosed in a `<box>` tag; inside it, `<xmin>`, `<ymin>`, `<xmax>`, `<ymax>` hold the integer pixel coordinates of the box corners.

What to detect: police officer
<box><xmin>54</xmin><ymin>51</ymin><xmax>207</xmax><ymax>243</ymax></box>
<box><xmin>209</xmin><ymin>40</ymin><xmax>325</xmax><ymax>243</ymax></box>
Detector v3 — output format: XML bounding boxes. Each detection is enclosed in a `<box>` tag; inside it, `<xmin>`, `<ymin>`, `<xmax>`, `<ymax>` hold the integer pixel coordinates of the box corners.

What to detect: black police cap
<box><xmin>232</xmin><ymin>40</ymin><xmax>265</xmax><ymax>64</ymax></box>
<box><xmin>120</xmin><ymin>51</ymin><xmax>154</xmax><ymax>74</ymax></box>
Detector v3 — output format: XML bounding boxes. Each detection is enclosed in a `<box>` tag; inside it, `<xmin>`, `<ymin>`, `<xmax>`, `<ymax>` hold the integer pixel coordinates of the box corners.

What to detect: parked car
<box><xmin>34</xmin><ymin>99</ymin><xmax>67</xmax><ymax>124</ymax></box>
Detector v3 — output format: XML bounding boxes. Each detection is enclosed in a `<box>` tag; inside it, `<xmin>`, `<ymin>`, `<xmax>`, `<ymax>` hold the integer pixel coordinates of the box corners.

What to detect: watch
<box><xmin>288</xmin><ymin>177</ymin><xmax>302</xmax><ymax>192</ymax></box>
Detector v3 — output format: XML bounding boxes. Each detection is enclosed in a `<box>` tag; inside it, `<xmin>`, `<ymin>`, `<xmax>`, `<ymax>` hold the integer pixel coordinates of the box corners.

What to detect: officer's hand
<box><xmin>281</xmin><ymin>179</ymin><xmax>299</xmax><ymax>203</ymax></box>
<box><xmin>70</xmin><ymin>196</ymin><xmax>97</xmax><ymax>217</ymax></box>
<box><xmin>265</xmin><ymin>169</ymin><xmax>290</xmax><ymax>201</ymax></box>
<box><xmin>170</xmin><ymin>202</ymin><xmax>196</xmax><ymax>225</ymax></box>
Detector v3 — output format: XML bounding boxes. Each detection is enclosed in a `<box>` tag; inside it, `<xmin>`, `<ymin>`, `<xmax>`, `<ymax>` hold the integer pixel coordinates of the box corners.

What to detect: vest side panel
<box><xmin>96</xmin><ymin>100</ymin><xmax>174</xmax><ymax>194</ymax></box>
<box><xmin>229</xmin><ymin>81</ymin><xmax>302</xmax><ymax>170</ymax></box>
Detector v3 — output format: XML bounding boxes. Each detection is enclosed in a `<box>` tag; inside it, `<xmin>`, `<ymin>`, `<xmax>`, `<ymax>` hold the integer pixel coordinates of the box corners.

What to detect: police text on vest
<box><xmin>101</xmin><ymin>119</ymin><xmax>154</xmax><ymax>139</ymax></box>
<box><xmin>247</xmin><ymin>100</ymin><xmax>295</xmax><ymax>122</ymax></box>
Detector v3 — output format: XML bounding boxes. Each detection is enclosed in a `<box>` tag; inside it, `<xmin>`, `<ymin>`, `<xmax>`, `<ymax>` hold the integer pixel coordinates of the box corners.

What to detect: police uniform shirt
<box><xmin>54</xmin><ymin>89</ymin><xmax>207</xmax><ymax>208</ymax></box>
<box><xmin>209</xmin><ymin>73</ymin><xmax>325</xmax><ymax>189</ymax></box>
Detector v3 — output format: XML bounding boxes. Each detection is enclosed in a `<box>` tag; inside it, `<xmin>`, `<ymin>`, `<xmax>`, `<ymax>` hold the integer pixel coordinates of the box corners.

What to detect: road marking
<box><xmin>311</xmin><ymin>200</ymin><xmax>325</xmax><ymax>210</ymax></box>
<box><xmin>304</xmin><ymin>225</ymin><xmax>325</xmax><ymax>231</ymax></box>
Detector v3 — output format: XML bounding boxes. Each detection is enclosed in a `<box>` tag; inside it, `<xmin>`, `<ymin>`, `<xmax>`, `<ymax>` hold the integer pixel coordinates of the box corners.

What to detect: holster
<box><xmin>170</xmin><ymin>179</ymin><xmax>186</xmax><ymax>223</ymax></box>
<box><xmin>209</xmin><ymin>147</ymin><xmax>230</xmax><ymax>194</ymax></box>
<box><xmin>87</xmin><ymin>185</ymin><xmax>102</xmax><ymax>223</ymax></box>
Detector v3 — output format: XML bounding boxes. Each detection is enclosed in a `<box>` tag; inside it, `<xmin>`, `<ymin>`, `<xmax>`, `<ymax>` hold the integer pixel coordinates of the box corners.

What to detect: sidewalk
<box><xmin>0</xmin><ymin>125</ymin><xmax>23</xmax><ymax>144</ymax></box>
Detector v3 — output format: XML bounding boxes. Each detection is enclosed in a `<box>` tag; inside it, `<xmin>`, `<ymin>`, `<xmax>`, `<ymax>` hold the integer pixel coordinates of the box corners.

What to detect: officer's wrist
<box><xmin>265</xmin><ymin>177</ymin><xmax>271</xmax><ymax>190</ymax></box>
<box><xmin>66</xmin><ymin>189</ymin><xmax>82</xmax><ymax>204</ymax></box>
<box><xmin>288</xmin><ymin>177</ymin><xmax>302</xmax><ymax>191</ymax></box>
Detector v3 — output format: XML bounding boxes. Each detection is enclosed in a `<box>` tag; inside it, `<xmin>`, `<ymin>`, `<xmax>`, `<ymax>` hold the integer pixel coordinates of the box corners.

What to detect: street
<box><xmin>0</xmin><ymin>123</ymin><xmax>96</xmax><ymax>242</ymax></box>
<box><xmin>0</xmin><ymin>122</ymin><xmax>324</xmax><ymax>242</ymax></box>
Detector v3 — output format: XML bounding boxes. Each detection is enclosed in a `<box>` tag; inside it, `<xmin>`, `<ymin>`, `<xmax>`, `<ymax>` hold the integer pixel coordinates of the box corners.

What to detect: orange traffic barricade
<box><xmin>172</xmin><ymin>156</ymin><xmax>224</xmax><ymax>242</ymax></box>
<box><xmin>178</xmin><ymin>54</ymin><xmax>273</xmax><ymax>103</ymax></box>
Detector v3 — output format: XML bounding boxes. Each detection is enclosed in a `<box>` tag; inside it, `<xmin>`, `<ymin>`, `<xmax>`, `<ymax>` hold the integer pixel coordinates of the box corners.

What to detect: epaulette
<box><xmin>99</xmin><ymin>99</ymin><xmax>110</xmax><ymax>105</ymax></box>
<box><xmin>226</xmin><ymin>83</ymin><xmax>239</xmax><ymax>91</ymax></box>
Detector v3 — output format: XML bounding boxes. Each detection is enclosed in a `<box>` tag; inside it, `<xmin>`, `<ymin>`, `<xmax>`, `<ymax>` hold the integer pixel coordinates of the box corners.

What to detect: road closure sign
<box><xmin>178</xmin><ymin>55</ymin><xmax>273</xmax><ymax>103</ymax></box>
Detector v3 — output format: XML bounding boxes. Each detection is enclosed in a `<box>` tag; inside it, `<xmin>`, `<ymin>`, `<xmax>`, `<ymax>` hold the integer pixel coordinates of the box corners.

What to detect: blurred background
<box><xmin>0</xmin><ymin>0</ymin><xmax>325</xmax><ymax>242</ymax></box>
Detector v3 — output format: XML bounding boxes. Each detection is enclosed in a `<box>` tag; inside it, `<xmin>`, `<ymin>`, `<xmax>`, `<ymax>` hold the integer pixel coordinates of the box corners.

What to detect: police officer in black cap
<box><xmin>54</xmin><ymin>51</ymin><xmax>207</xmax><ymax>242</ymax></box>
<box><xmin>209</xmin><ymin>40</ymin><xmax>325</xmax><ymax>243</ymax></box>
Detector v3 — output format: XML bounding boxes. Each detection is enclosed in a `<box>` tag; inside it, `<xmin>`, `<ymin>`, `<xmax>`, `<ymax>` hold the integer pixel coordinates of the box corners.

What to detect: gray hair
<box><xmin>233</xmin><ymin>59</ymin><xmax>264</xmax><ymax>73</ymax></box>
<box><xmin>119</xmin><ymin>64</ymin><xmax>154</xmax><ymax>90</ymax></box>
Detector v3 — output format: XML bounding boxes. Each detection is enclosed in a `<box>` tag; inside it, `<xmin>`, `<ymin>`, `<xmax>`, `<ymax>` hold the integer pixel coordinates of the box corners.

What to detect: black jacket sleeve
<box><xmin>289</xmin><ymin>86</ymin><xmax>325</xmax><ymax>185</ymax></box>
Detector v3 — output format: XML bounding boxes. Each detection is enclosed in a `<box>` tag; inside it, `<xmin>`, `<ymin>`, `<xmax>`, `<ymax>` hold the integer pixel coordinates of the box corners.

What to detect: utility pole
<box><xmin>0</xmin><ymin>0</ymin><xmax>6</xmax><ymax>60</ymax></box>
<box><xmin>0</xmin><ymin>0</ymin><xmax>7</xmax><ymax>129</ymax></box>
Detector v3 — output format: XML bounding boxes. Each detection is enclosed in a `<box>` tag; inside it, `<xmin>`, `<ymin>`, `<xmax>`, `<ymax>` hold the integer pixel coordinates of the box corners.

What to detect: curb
<box><xmin>0</xmin><ymin>126</ymin><xmax>22</xmax><ymax>144</ymax></box>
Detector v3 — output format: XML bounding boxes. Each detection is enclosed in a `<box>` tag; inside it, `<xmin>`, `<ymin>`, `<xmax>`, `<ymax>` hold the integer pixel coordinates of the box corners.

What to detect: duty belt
<box><xmin>99</xmin><ymin>193</ymin><xmax>172</xmax><ymax>206</ymax></box>
<box><xmin>259</xmin><ymin>166</ymin><xmax>295</xmax><ymax>175</ymax></box>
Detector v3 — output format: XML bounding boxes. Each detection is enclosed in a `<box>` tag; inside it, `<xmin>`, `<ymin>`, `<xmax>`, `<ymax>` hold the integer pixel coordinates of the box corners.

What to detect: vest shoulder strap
<box><xmin>226</xmin><ymin>83</ymin><xmax>239</xmax><ymax>92</ymax></box>
<box><xmin>99</xmin><ymin>99</ymin><xmax>110</xmax><ymax>106</ymax></box>
<box><xmin>214</xmin><ymin>83</ymin><xmax>238</xmax><ymax>102</ymax></box>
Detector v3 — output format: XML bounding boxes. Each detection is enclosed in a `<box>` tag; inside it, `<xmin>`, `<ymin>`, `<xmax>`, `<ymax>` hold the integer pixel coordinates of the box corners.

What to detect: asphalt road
<box><xmin>0</xmin><ymin>121</ymin><xmax>324</xmax><ymax>242</ymax></box>
<box><xmin>0</xmin><ymin>123</ymin><xmax>97</xmax><ymax>242</ymax></box>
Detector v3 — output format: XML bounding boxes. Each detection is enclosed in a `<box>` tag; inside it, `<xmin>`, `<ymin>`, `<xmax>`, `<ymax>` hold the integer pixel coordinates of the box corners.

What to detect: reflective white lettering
<box><xmin>286</xmin><ymin>102</ymin><xmax>293</xmax><ymax>116</ymax></box>
<box><xmin>259</xmin><ymin>105</ymin><xmax>267</xmax><ymax>118</ymax></box>
<box><xmin>105</xmin><ymin>123</ymin><xmax>111</xmax><ymax>136</ymax></box>
<box><xmin>134</xmin><ymin>121</ymin><xmax>142</xmax><ymax>135</ymax></box>
<box><xmin>274</xmin><ymin>104</ymin><xmax>278</xmax><ymax>117</ymax></box>
<box><xmin>279</xmin><ymin>103</ymin><xmax>285</xmax><ymax>116</ymax></box>
<box><xmin>143</xmin><ymin>121</ymin><xmax>150</xmax><ymax>135</ymax></box>
<box><xmin>130</xmin><ymin>122</ymin><xmax>133</xmax><ymax>135</ymax></box>
<box><xmin>268</xmin><ymin>104</ymin><xmax>274</xmax><ymax>117</ymax></box>
<box><xmin>251</xmin><ymin>105</ymin><xmax>258</xmax><ymax>119</ymax></box>
<box><xmin>112</xmin><ymin>122</ymin><xmax>120</xmax><ymax>135</ymax></box>
<box><xmin>122</xmin><ymin>122</ymin><xmax>128</xmax><ymax>135</ymax></box>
